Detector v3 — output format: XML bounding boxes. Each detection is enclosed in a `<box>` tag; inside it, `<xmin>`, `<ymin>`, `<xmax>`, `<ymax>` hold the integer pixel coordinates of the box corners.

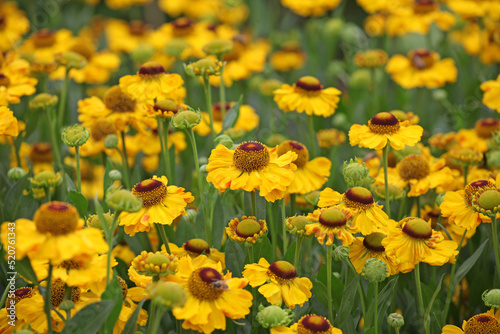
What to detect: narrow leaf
<box><xmin>60</xmin><ymin>300</ymin><xmax>116</xmax><ymax>334</ymax></box>
<box><xmin>335</xmin><ymin>274</ymin><xmax>361</xmax><ymax>327</ymax></box>
<box><xmin>222</xmin><ymin>95</ymin><xmax>243</xmax><ymax>131</ymax></box>
<box><xmin>121</xmin><ymin>298</ymin><xmax>146</xmax><ymax>334</ymax></box>
<box><xmin>453</xmin><ymin>239</ymin><xmax>488</xmax><ymax>287</ymax></box>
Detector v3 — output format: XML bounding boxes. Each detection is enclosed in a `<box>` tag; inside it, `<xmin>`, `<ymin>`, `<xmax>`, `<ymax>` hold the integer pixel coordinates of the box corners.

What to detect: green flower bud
<box><xmin>260</xmin><ymin>79</ymin><xmax>283</xmax><ymax>96</ymax></box>
<box><xmin>30</xmin><ymin>93</ymin><xmax>58</xmax><ymax>110</ymax></box>
<box><xmin>108</xmin><ymin>169</ymin><xmax>122</xmax><ymax>181</ymax></box>
<box><xmin>436</xmin><ymin>193</ymin><xmax>446</xmax><ymax>207</ymax></box>
<box><xmin>362</xmin><ymin>258</ymin><xmax>388</xmax><ymax>283</ymax></box>
<box><xmin>482</xmin><ymin>289</ymin><xmax>500</xmax><ymax>308</ymax></box>
<box><xmin>214</xmin><ymin>134</ymin><xmax>234</xmax><ymax>149</ymax></box>
<box><xmin>104</xmin><ymin>134</ymin><xmax>119</xmax><ymax>149</ymax></box>
<box><xmin>265</xmin><ymin>134</ymin><xmax>288</xmax><ymax>148</ymax></box>
<box><xmin>432</xmin><ymin>89</ymin><xmax>448</xmax><ymax>102</ymax></box>
<box><xmin>324</xmin><ymin>18</ymin><xmax>344</xmax><ymax>38</ymax></box>
<box><xmin>12</xmin><ymin>329</ymin><xmax>36</xmax><ymax>334</ymax></box>
<box><xmin>487</xmin><ymin>150</ymin><xmax>500</xmax><ymax>168</ymax></box>
<box><xmin>130</xmin><ymin>44</ymin><xmax>155</xmax><ymax>64</ymax></box>
<box><xmin>150</xmin><ymin>282</ymin><xmax>188</xmax><ymax>310</ymax></box>
<box><xmin>224</xmin><ymin>127</ymin><xmax>245</xmax><ymax>139</ymax></box>
<box><xmin>61</xmin><ymin>124</ymin><xmax>90</xmax><ymax>147</ymax></box>
<box><xmin>372</xmin><ymin>184</ymin><xmax>403</xmax><ymax>200</ymax></box>
<box><xmin>59</xmin><ymin>300</ymin><xmax>75</xmax><ymax>311</ymax></box>
<box><xmin>343</xmin><ymin>158</ymin><xmax>369</xmax><ymax>185</ymax></box>
<box><xmin>350</xmin><ymin>69</ymin><xmax>372</xmax><ymax>89</ymax></box>
<box><xmin>164</xmin><ymin>39</ymin><xmax>188</xmax><ymax>57</ymax></box>
<box><xmin>340</xmin><ymin>23</ymin><xmax>363</xmax><ymax>44</ymax></box>
<box><xmin>184</xmin><ymin>208</ymin><xmax>198</xmax><ymax>224</ymax></box>
<box><xmin>393</xmin><ymin>145</ymin><xmax>422</xmax><ymax>161</ymax></box>
<box><xmin>332</xmin><ymin>113</ymin><xmax>349</xmax><ymax>129</ymax></box>
<box><xmin>106</xmin><ymin>189</ymin><xmax>142</xmax><ymax>213</ymax></box>
<box><xmin>199</xmin><ymin>164</ymin><xmax>208</xmax><ymax>176</ymax></box>
<box><xmin>87</xmin><ymin>213</ymin><xmax>114</xmax><ymax>230</ymax></box>
<box><xmin>332</xmin><ymin>246</ymin><xmax>350</xmax><ymax>262</ymax></box>
<box><xmin>256</xmin><ymin>305</ymin><xmax>294</xmax><ymax>328</ymax></box>
<box><xmin>387</xmin><ymin>313</ymin><xmax>404</xmax><ymax>328</ymax></box>
<box><xmin>285</xmin><ymin>215</ymin><xmax>312</xmax><ymax>236</ymax></box>
<box><xmin>185</xmin><ymin>58</ymin><xmax>222</xmax><ymax>77</ymax></box>
<box><xmin>327</xmin><ymin>60</ymin><xmax>346</xmax><ymax>80</ymax></box>
<box><xmin>203</xmin><ymin>39</ymin><xmax>234</xmax><ymax>57</ymax></box>
<box><xmin>31</xmin><ymin>170</ymin><xmax>62</xmax><ymax>189</ymax></box>
<box><xmin>304</xmin><ymin>191</ymin><xmax>320</xmax><ymax>207</ymax></box>
<box><xmin>172</xmin><ymin>109</ymin><xmax>201</xmax><ymax>129</ymax></box>
<box><xmin>7</xmin><ymin>167</ymin><xmax>26</xmax><ymax>180</ymax></box>
<box><xmin>55</xmin><ymin>51</ymin><xmax>87</xmax><ymax>69</ymax></box>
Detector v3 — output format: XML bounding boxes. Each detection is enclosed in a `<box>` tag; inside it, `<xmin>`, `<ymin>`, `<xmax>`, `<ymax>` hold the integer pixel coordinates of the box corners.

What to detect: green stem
<box><xmin>416</xmin><ymin>196</ymin><xmax>421</xmax><ymax>218</ymax></box>
<box><xmin>308</xmin><ymin>114</ymin><xmax>317</xmax><ymax>158</ymax></box>
<box><xmin>202</xmin><ymin>77</ymin><xmax>216</xmax><ymax>143</ymax></box>
<box><xmin>267</xmin><ymin>202</ymin><xmax>278</xmax><ymax>255</ymax></box>
<box><xmin>463</xmin><ymin>165</ymin><xmax>469</xmax><ymax>186</ymax></box>
<box><xmin>219</xmin><ymin>64</ymin><xmax>226</xmax><ymax>123</ymax></box>
<box><xmin>156</xmin><ymin>223</ymin><xmax>172</xmax><ymax>254</ymax></box>
<box><xmin>413</xmin><ymin>263</ymin><xmax>426</xmax><ymax>334</ymax></box>
<box><xmin>348</xmin><ymin>261</ymin><xmax>367</xmax><ymax>323</ymax></box>
<box><xmin>327</xmin><ymin>244</ymin><xmax>334</xmax><ymax>323</ymax></box>
<box><xmin>147</xmin><ymin>302</ymin><xmax>164</xmax><ymax>334</ymax></box>
<box><xmin>251</xmin><ymin>190</ymin><xmax>257</xmax><ymax>217</ymax></box>
<box><xmin>44</xmin><ymin>264</ymin><xmax>54</xmax><ymax>334</ymax></box>
<box><xmin>157</xmin><ymin>119</ymin><xmax>172</xmax><ymax>180</ymax></box>
<box><xmin>383</xmin><ymin>145</ymin><xmax>391</xmax><ymax>218</ymax></box>
<box><xmin>371</xmin><ymin>67</ymin><xmax>378</xmax><ymax>115</ymax></box>
<box><xmin>282</xmin><ymin>198</ymin><xmax>287</xmax><ymax>256</ymax></box>
<box><xmin>492</xmin><ymin>215</ymin><xmax>500</xmax><ymax>284</ymax></box>
<box><xmin>186</xmin><ymin>128</ymin><xmax>212</xmax><ymax>246</ymax></box>
<box><xmin>106</xmin><ymin>212</ymin><xmax>120</xmax><ymax>284</ymax></box>
<box><xmin>294</xmin><ymin>235</ymin><xmax>303</xmax><ymax>274</ymax></box>
<box><xmin>75</xmin><ymin>146</ymin><xmax>81</xmax><ymax>193</ymax></box>
<box><xmin>374</xmin><ymin>281</ymin><xmax>379</xmax><ymax>334</ymax></box>
<box><xmin>43</xmin><ymin>109</ymin><xmax>64</xmax><ymax>173</ymax></box>
<box><xmin>290</xmin><ymin>193</ymin><xmax>297</xmax><ymax>216</ymax></box>
<box><xmin>57</xmin><ymin>66</ymin><xmax>69</xmax><ymax>130</ymax></box>
<box><xmin>120</xmin><ymin>131</ymin><xmax>131</xmax><ymax>189</ymax></box>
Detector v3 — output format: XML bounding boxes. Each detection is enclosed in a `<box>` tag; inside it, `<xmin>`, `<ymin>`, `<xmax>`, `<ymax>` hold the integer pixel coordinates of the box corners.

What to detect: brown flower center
<box><xmin>128</xmin><ymin>21</ymin><xmax>148</xmax><ymax>36</ymax></box>
<box><xmin>29</xmin><ymin>142</ymin><xmax>53</xmax><ymax>163</ymax></box>
<box><xmin>132</xmin><ymin>179</ymin><xmax>168</xmax><ymax>208</ymax></box>
<box><xmin>91</xmin><ymin>118</ymin><xmax>116</xmax><ymax>140</ymax></box>
<box><xmin>464</xmin><ymin>313</ymin><xmax>500</xmax><ymax>334</ymax></box>
<box><xmin>398</xmin><ymin>155</ymin><xmax>430</xmax><ymax>181</ymax></box>
<box><xmin>184</xmin><ymin>238</ymin><xmax>211</xmax><ymax>255</ymax></box>
<box><xmin>0</xmin><ymin>73</ymin><xmax>10</xmax><ymax>87</ymax></box>
<box><xmin>296</xmin><ymin>76</ymin><xmax>322</xmax><ymax>91</ymax></box>
<box><xmin>297</xmin><ymin>315</ymin><xmax>331</xmax><ymax>333</ymax></box>
<box><xmin>34</xmin><ymin>202</ymin><xmax>79</xmax><ymax>235</ymax></box>
<box><xmin>233</xmin><ymin>142</ymin><xmax>270</xmax><ymax>172</ymax></box>
<box><xmin>268</xmin><ymin>261</ymin><xmax>297</xmax><ymax>280</ymax></box>
<box><xmin>187</xmin><ymin>267</ymin><xmax>224</xmax><ymax>301</ymax></box>
<box><xmin>6</xmin><ymin>287</ymin><xmax>33</xmax><ymax>307</ymax></box>
<box><xmin>410</xmin><ymin>49</ymin><xmax>436</xmax><ymax>69</ymax></box>
<box><xmin>368</xmin><ymin>112</ymin><xmax>400</xmax><ymax>134</ymax></box>
<box><xmin>70</xmin><ymin>43</ymin><xmax>93</xmax><ymax>61</ymax></box>
<box><xmin>103</xmin><ymin>85</ymin><xmax>136</xmax><ymax>113</ymax></box>
<box><xmin>212</xmin><ymin>102</ymin><xmax>232</xmax><ymax>122</ymax></box>
<box><xmin>343</xmin><ymin>187</ymin><xmax>375</xmax><ymax>210</ymax></box>
<box><xmin>464</xmin><ymin>180</ymin><xmax>494</xmax><ymax>207</ymax></box>
<box><xmin>413</xmin><ymin>0</ymin><xmax>437</xmax><ymax>14</ymax></box>
<box><xmin>172</xmin><ymin>17</ymin><xmax>194</xmax><ymax>37</ymax></box>
<box><xmin>139</xmin><ymin>61</ymin><xmax>166</xmax><ymax>76</ymax></box>
<box><xmin>363</xmin><ymin>232</ymin><xmax>386</xmax><ymax>252</ymax></box>
<box><xmin>51</xmin><ymin>279</ymin><xmax>80</xmax><ymax>308</ymax></box>
<box><xmin>277</xmin><ymin>140</ymin><xmax>309</xmax><ymax>168</ymax></box>
<box><xmin>475</xmin><ymin>118</ymin><xmax>500</xmax><ymax>138</ymax></box>
<box><xmin>402</xmin><ymin>218</ymin><xmax>432</xmax><ymax>239</ymax></box>
<box><xmin>117</xmin><ymin>276</ymin><xmax>128</xmax><ymax>300</ymax></box>
<box><xmin>318</xmin><ymin>208</ymin><xmax>347</xmax><ymax>228</ymax></box>
<box><xmin>32</xmin><ymin>29</ymin><xmax>56</xmax><ymax>48</ymax></box>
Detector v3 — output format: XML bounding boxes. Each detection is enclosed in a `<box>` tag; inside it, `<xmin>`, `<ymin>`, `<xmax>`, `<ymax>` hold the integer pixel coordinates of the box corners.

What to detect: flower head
<box><xmin>305</xmin><ymin>207</ymin><xmax>356</xmax><ymax>246</ymax></box>
<box><xmin>226</xmin><ymin>216</ymin><xmax>267</xmax><ymax>244</ymax></box>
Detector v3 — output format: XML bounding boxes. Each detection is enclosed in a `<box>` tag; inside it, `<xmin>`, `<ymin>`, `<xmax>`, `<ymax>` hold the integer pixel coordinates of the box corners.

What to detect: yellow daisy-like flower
<box><xmin>305</xmin><ymin>207</ymin><xmax>356</xmax><ymax>246</ymax></box>
<box><xmin>0</xmin><ymin>2</ymin><xmax>30</xmax><ymax>52</ymax></box>
<box><xmin>243</xmin><ymin>258</ymin><xmax>312</xmax><ymax>309</ymax></box>
<box><xmin>277</xmin><ymin>140</ymin><xmax>331</xmax><ymax>194</ymax></box>
<box><xmin>105</xmin><ymin>19</ymin><xmax>155</xmax><ymax>54</ymax></box>
<box><xmin>349</xmin><ymin>232</ymin><xmax>400</xmax><ymax>276</ymax></box>
<box><xmin>0</xmin><ymin>53</ymin><xmax>38</xmax><ymax>106</ymax></box>
<box><xmin>0</xmin><ymin>202</ymin><xmax>108</xmax><ymax>265</ymax></box>
<box><xmin>386</xmin><ymin>49</ymin><xmax>457</xmax><ymax>89</ymax></box>
<box><xmin>172</xmin><ymin>255</ymin><xmax>253</xmax><ymax>333</ymax></box>
<box><xmin>166</xmin><ymin>238</ymin><xmax>225</xmax><ymax>267</ymax></box>
<box><xmin>317</xmin><ymin>128</ymin><xmax>346</xmax><ymax>148</ymax></box>
<box><xmin>354</xmin><ymin>49</ymin><xmax>388</xmax><ymax>68</ymax></box>
<box><xmin>119</xmin><ymin>175</ymin><xmax>194</xmax><ymax>236</ymax></box>
<box><xmin>194</xmin><ymin>102</ymin><xmax>260</xmax><ymax>136</ymax></box>
<box><xmin>274</xmin><ymin>76</ymin><xmax>342</xmax><ymax>117</ymax></box>
<box><xmin>349</xmin><ymin>112</ymin><xmax>423</xmax><ymax>150</ymax></box>
<box><xmin>284</xmin><ymin>314</ymin><xmax>343</xmax><ymax>334</ymax></box>
<box><xmin>281</xmin><ymin>0</ymin><xmax>342</xmax><ymax>17</ymax></box>
<box><xmin>382</xmin><ymin>217</ymin><xmax>458</xmax><ymax>273</ymax></box>
<box><xmin>481</xmin><ymin>74</ymin><xmax>500</xmax><ymax>112</ymax></box>
<box><xmin>0</xmin><ymin>106</ymin><xmax>18</xmax><ymax>136</ymax></box>
<box><xmin>120</xmin><ymin>61</ymin><xmax>185</xmax><ymax>104</ymax></box>
<box><xmin>270</xmin><ymin>42</ymin><xmax>306</xmax><ymax>72</ymax></box>
<box><xmin>318</xmin><ymin>187</ymin><xmax>389</xmax><ymax>235</ymax></box>
<box><xmin>226</xmin><ymin>216</ymin><xmax>267</xmax><ymax>244</ymax></box>
<box><xmin>440</xmin><ymin>180</ymin><xmax>494</xmax><ymax>230</ymax></box>
<box><xmin>206</xmin><ymin>141</ymin><xmax>297</xmax><ymax>202</ymax></box>
<box><xmin>446</xmin><ymin>0</ymin><xmax>500</xmax><ymax>20</ymax></box>
<box><xmin>441</xmin><ymin>312</ymin><xmax>500</xmax><ymax>334</ymax></box>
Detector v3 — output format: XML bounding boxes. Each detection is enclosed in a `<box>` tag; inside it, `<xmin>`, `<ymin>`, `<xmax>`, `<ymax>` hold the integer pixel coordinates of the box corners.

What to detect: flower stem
<box><xmin>44</xmin><ymin>263</ymin><xmax>54</xmax><ymax>334</ymax></box>
<box><xmin>491</xmin><ymin>215</ymin><xmax>500</xmax><ymax>284</ymax></box>
<box><xmin>219</xmin><ymin>64</ymin><xmax>226</xmax><ymax>122</ymax></box>
<box><xmin>308</xmin><ymin>114</ymin><xmax>317</xmax><ymax>158</ymax></box>
<box><xmin>294</xmin><ymin>235</ymin><xmax>303</xmax><ymax>274</ymax></box>
<box><xmin>120</xmin><ymin>131</ymin><xmax>131</xmax><ymax>189</ymax></box>
<box><xmin>43</xmin><ymin>109</ymin><xmax>64</xmax><ymax>173</ymax></box>
<box><xmin>442</xmin><ymin>228</ymin><xmax>467</xmax><ymax>323</ymax></box>
<box><xmin>383</xmin><ymin>145</ymin><xmax>391</xmax><ymax>218</ymax></box>
<box><xmin>202</xmin><ymin>77</ymin><xmax>216</xmax><ymax>143</ymax></box>
<box><xmin>251</xmin><ymin>190</ymin><xmax>257</xmax><ymax>217</ymax></box>
<box><xmin>156</xmin><ymin>223</ymin><xmax>172</xmax><ymax>254</ymax></box>
<box><xmin>327</xmin><ymin>244</ymin><xmax>334</xmax><ymax>323</ymax></box>
<box><xmin>374</xmin><ymin>281</ymin><xmax>379</xmax><ymax>334</ymax></box>
<box><xmin>57</xmin><ymin>66</ymin><xmax>69</xmax><ymax>130</ymax></box>
<box><xmin>290</xmin><ymin>193</ymin><xmax>297</xmax><ymax>216</ymax></box>
<box><xmin>416</xmin><ymin>196</ymin><xmax>421</xmax><ymax>218</ymax></box>
<box><xmin>106</xmin><ymin>212</ymin><xmax>120</xmax><ymax>284</ymax></box>
<box><xmin>413</xmin><ymin>263</ymin><xmax>426</xmax><ymax>334</ymax></box>
<box><xmin>157</xmin><ymin>119</ymin><xmax>172</xmax><ymax>180</ymax></box>
<box><xmin>75</xmin><ymin>146</ymin><xmax>81</xmax><ymax>193</ymax></box>
<box><xmin>282</xmin><ymin>198</ymin><xmax>287</xmax><ymax>256</ymax></box>
<box><xmin>371</xmin><ymin>67</ymin><xmax>378</xmax><ymax>114</ymax></box>
<box><xmin>147</xmin><ymin>302</ymin><xmax>164</xmax><ymax>334</ymax></box>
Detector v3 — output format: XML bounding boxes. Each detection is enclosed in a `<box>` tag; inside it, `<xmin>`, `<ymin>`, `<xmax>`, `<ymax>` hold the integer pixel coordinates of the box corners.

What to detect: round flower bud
<box><xmin>487</xmin><ymin>150</ymin><xmax>500</xmax><ymax>169</ymax></box>
<box><xmin>130</xmin><ymin>44</ymin><xmax>155</xmax><ymax>64</ymax></box>
<box><xmin>340</xmin><ymin>23</ymin><xmax>363</xmax><ymax>45</ymax></box>
<box><xmin>150</xmin><ymin>281</ymin><xmax>187</xmax><ymax>310</ymax></box>
<box><xmin>31</xmin><ymin>170</ymin><xmax>62</xmax><ymax>189</ymax></box>
<box><xmin>203</xmin><ymin>39</ymin><xmax>234</xmax><ymax>57</ymax></box>
<box><xmin>482</xmin><ymin>289</ymin><xmax>500</xmax><ymax>308</ymax></box>
<box><xmin>332</xmin><ymin>113</ymin><xmax>349</xmax><ymax>129</ymax></box>
<box><xmin>304</xmin><ymin>191</ymin><xmax>321</xmax><ymax>207</ymax></box>
<box><xmin>30</xmin><ymin>93</ymin><xmax>58</xmax><ymax>110</ymax></box>
<box><xmin>327</xmin><ymin>61</ymin><xmax>346</xmax><ymax>80</ymax></box>
<box><xmin>106</xmin><ymin>189</ymin><xmax>142</xmax><ymax>213</ymax></box>
<box><xmin>350</xmin><ymin>69</ymin><xmax>372</xmax><ymax>89</ymax></box>
<box><xmin>214</xmin><ymin>134</ymin><xmax>234</xmax><ymax>149</ymax></box>
<box><xmin>184</xmin><ymin>208</ymin><xmax>198</xmax><ymax>224</ymax></box>
<box><xmin>343</xmin><ymin>158</ymin><xmax>369</xmax><ymax>186</ymax></box>
<box><xmin>260</xmin><ymin>79</ymin><xmax>283</xmax><ymax>96</ymax></box>
<box><xmin>172</xmin><ymin>109</ymin><xmax>201</xmax><ymax>129</ymax></box>
<box><xmin>372</xmin><ymin>184</ymin><xmax>403</xmax><ymax>200</ymax></box>
<box><xmin>285</xmin><ymin>215</ymin><xmax>312</xmax><ymax>236</ymax></box>
<box><xmin>61</xmin><ymin>124</ymin><xmax>90</xmax><ymax>147</ymax></box>
<box><xmin>435</xmin><ymin>193</ymin><xmax>446</xmax><ymax>207</ymax></box>
<box><xmin>185</xmin><ymin>58</ymin><xmax>222</xmax><ymax>77</ymax></box>
<box><xmin>164</xmin><ymin>39</ymin><xmax>188</xmax><ymax>57</ymax></box>
<box><xmin>387</xmin><ymin>313</ymin><xmax>404</xmax><ymax>328</ymax></box>
<box><xmin>104</xmin><ymin>134</ymin><xmax>119</xmax><ymax>149</ymax></box>
<box><xmin>109</xmin><ymin>170</ymin><xmax>122</xmax><ymax>181</ymax></box>
<box><xmin>432</xmin><ymin>89</ymin><xmax>448</xmax><ymax>102</ymax></box>
<box><xmin>256</xmin><ymin>305</ymin><xmax>294</xmax><ymax>328</ymax></box>
<box><xmin>87</xmin><ymin>213</ymin><xmax>113</xmax><ymax>230</ymax></box>
<box><xmin>265</xmin><ymin>134</ymin><xmax>288</xmax><ymax>148</ymax></box>
<box><xmin>324</xmin><ymin>18</ymin><xmax>344</xmax><ymax>37</ymax></box>
<box><xmin>59</xmin><ymin>300</ymin><xmax>75</xmax><ymax>311</ymax></box>
<box><xmin>7</xmin><ymin>167</ymin><xmax>26</xmax><ymax>180</ymax></box>
<box><xmin>55</xmin><ymin>51</ymin><xmax>87</xmax><ymax>69</ymax></box>
<box><xmin>362</xmin><ymin>258</ymin><xmax>388</xmax><ymax>283</ymax></box>
<box><xmin>332</xmin><ymin>246</ymin><xmax>350</xmax><ymax>262</ymax></box>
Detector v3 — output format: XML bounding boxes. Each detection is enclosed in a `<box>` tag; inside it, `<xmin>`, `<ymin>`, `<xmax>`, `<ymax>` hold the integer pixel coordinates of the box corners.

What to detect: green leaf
<box><xmin>335</xmin><ymin>274</ymin><xmax>361</xmax><ymax>327</ymax></box>
<box><xmin>222</xmin><ymin>95</ymin><xmax>243</xmax><ymax>131</ymax></box>
<box><xmin>225</xmin><ymin>240</ymin><xmax>245</xmax><ymax>278</ymax></box>
<box><xmin>121</xmin><ymin>298</ymin><xmax>146</xmax><ymax>334</ymax></box>
<box><xmin>424</xmin><ymin>274</ymin><xmax>445</xmax><ymax>328</ymax></box>
<box><xmin>15</xmin><ymin>257</ymin><xmax>38</xmax><ymax>284</ymax></box>
<box><xmin>100</xmin><ymin>276</ymin><xmax>124</xmax><ymax>333</ymax></box>
<box><xmin>311</xmin><ymin>275</ymin><xmax>328</xmax><ymax>307</ymax></box>
<box><xmin>60</xmin><ymin>300</ymin><xmax>116</xmax><ymax>334</ymax></box>
<box><xmin>365</xmin><ymin>276</ymin><xmax>399</xmax><ymax>329</ymax></box>
<box><xmin>3</xmin><ymin>173</ymin><xmax>30</xmax><ymax>221</ymax></box>
<box><xmin>256</xmin><ymin>237</ymin><xmax>274</xmax><ymax>264</ymax></box>
<box><xmin>453</xmin><ymin>239</ymin><xmax>488</xmax><ymax>287</ymax></box>
<box><xmin>65</xmin><ymin>173</ymin><xmax>77</xmax><ymax>192</ymax></box>
<box><xmin>284</xmin><ymin>241</ymin><xmax>296</xmax><ymax>264</ymax></box>
<box><xmin>69</xmin><ymin>190</ymin><xmax>88</xmax><ymax>218</ymax></box>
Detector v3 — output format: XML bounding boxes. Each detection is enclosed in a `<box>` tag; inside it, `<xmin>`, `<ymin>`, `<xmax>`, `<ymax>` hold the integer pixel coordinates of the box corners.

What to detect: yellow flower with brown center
<box><xmin>0</xmin><ymin>106</ymin><xmax>18</xmax><ymax>136</ymax></box>
<box><xmin>288</xmin><ymin>314</ymin><xmax>343</xmax><ymax>334</ymax></box>
<box><xmin>354</xmin><ymin>49</ymin><xmax>388</xmax><ymax>68</ymax></box>
<box><xmin>243</xmin><ymin>258</ymin><xmax>312</xmax><ymax>309</ymax></box>
<box><xmin>0</xmin><ymin>53</ymin><xmax>37</xmax><ymax>106</ymax></box>
<box><xmin>481</xmin><ymin>74</ymin><xmax>500</xmax><ymax>113</ymax></box>
<box><xmin>316</xmin><ymin>128</ymin><xmax>346</xmax><ymax>148</ymax></box>
<box><xmin>318</xmin><ymin>186</ymin><xmax>389</xmax><ymax>235</ymax></box>
<box><xmin>206</xmin><ymin>142</ymin><xmax>297</xmax><ymax>202</ymax></box>
<box><xmin>172</xmin><ymin>255</ymin><xmax>252</xmax><ymax>333</ymax></box>
<box><xmin>349</xmin><ymin>232</ymin><xmax>400</xmax><ymax>276</ymax></box>
<box><xmin>119</xmin><ymin>61</ymin><xmax>185</xmax><ymax>104</ymax></box>
<box><xmin>273</xmin><ymin>76</ymin><xmax>342</xmax><ymax>117</ymax></box>
<box><xmin>475</xmin><ymin>118</ymin><xmax>500</xmax><ymax>138</ymax></box>
<box><xmin>441</xmin><ymin>312</ymin><xmax>500</xmax><ymax>334</ymax></box>
<box><xmin>166</xmin><ymin>238</ymin><xmax>225</xmax><ymax>267</ymax></box>
<box><xmin>226</xmin><ymin>216</ymin><xmax>267</xmax><ymax>244</ymax></box>
<box><xmin>349</xmin><ymin>112</ymin><xmax>423</xmax><ymax>150</ymax></box>
<box><xmin>305</xmin><ymin>207</ymin><xmax>356</xmax><ymax>246</ymax></box>
<box><xmin>280</xmin><ymin>0</ymin><xmax>342</xmax><ymax>17</ymax></box>
<box><xmin>270</xmin><ymin>42</ymin><xmax>306</xmax><ymax>72</ymax></box>
<box><xmin>194</xmin><ymin>102</ymin><xmax>260</xmax><ymax>136</ymax></box>
<box><xmin>385</xmin><ymin>49</ymin><xmax>457</xmax><ymax>89</ymax></box>
<box><xmin>0</xmin><ymin>202</ymin><xmax>108</xmax><ymax>265</ymax></box>
<box><xmin>382</xmin><ymin>217</ymin><xmax>458</xmax><ymax>273</ymax></box>
<box><xmin>119</xmin><ymin>175</ymin><xmax>194</xmax><ymax>236</ymax></box>
<box><xmin>278</xmin><ymin>140</ymin><xmax>331</xmax><ymax>194</ymax></box>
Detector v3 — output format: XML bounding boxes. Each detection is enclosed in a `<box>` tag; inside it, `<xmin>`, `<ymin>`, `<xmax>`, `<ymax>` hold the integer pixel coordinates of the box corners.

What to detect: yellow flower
<box><xmin>317</xmin><ymin>128</ymin><xmax>346</xmax><ymax>148</ymax></box>
<box><xmin>194</xmin><ymin>102</ymin><xmax>260</xmax><ymax>136</ymax></box>
<box><xmin>270</xmin><ymin>42</ymin><xmax>306</xmax><ymax>72</ymax></box>
<box><xmin>354</xmin><ymin>49</ymin><xmax>388</xmax><ymax>68</ymax></box>
<box><xmin>481</xmin><ymin>74</ymin><xmax>500</xmax><ymax>112</ymax></box>
<box><xmin>105</xmin><ymin>19</ymin><xmax>155</xmax><ymax>53</ymax></box>
<box><xmin>274</xmin><ymin>76</ymin><xmax>342</xmax><ymax>117</ymax></box>
<box><xmin>441</xmin><ymin>312</ymin><xmax>500</xmax><ymax>334</ymax></box>
<box><xmin>318</xmin><ymin>187</ymin><xmax>389</xmax><ymax>235</ymax></box>
<box><xmin>172</xmin><ymin>255</ymin><xmax>252</xmax><ymax>333</ymax></box>
<box><xmin>386</xmin><ymin>49</ymin><xmax>457</xmax><ymax>89</ymax></box>
<box><xmin>166</xmin><ymin>238</ymin><xmax>225</xmax><ymax>267</ymax></box>
<box><xmin>119</xmin><ymin>175</ymin><xmax>194</xmax><ymax>236</ymax></box>
<box><xmin>243</xmin><ymin>258</ymin><xmax>312</xmax><ymax>309</ymax></box>
<box><xmin>0</xmin><ymin>106</ymin><xmax>18</xmax><ymax>136</ymax></box>
<box><xmin>287</xmin><ymin>314</ymin><xmax>343</xmax><ymax>334</ymax></box>
<box><xmin>1</xmin><ymin>202</ymin><xmax>107</xmax><ymax>265</ymax></box>
<box><xmin>446</xmin><ymin>0</ymin><xmax>500</xmax><ymax>20</ymax></box>
<box><xmin>206</xmin><ymin>142</ymin><xmax>297</xmax><ymax>202</ymax></box>
<box><xmin>0</xmin><ymin>53</ymin><xmax>38</xmax><ymax>106</ymax></box>
<box><xmin>281</xmin><ymin>0</ymin><xmax>342</xmax><ymax>17</ymax></box>
<box><xmin>68</xmin><ymin>42</ymin><xmax>121</xmax><ymax>84</ymax></box>
<box><xmin>382</xmin><ymin>217</ymin><xmax>458</xmax><ymax>273</ymax></box>
<box><xmin>226</xmin><ymin>216</ymin><xmax>267</xmax><ymax>244</ymax></box>
<box><xmin>305</xmin><ymin>207</ymin><xmax>356</xmax><ymax>246</ymax></box>
<box><xmin>135</xmin><ymin>129</ymin><xmax>187</xmax><ymax>172</ymax></box>
<box><xmin>349</xmin><ymin>112</ymin><xmax>423</xmax><ymax>150</ymax></box>
<box><xmin>349</xmin><ymin>233</ymin><xmax>400</xmax><ymax>276</ymax></box>
<box><xmin>0</xmin><ymin>2</ymin><xmax>30</xmax><ymax>51</ymax></box>
<box><xmin>120</xmin><ymin>61</ymin><xmax>185</xmax><ymax>104</ymax></box>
